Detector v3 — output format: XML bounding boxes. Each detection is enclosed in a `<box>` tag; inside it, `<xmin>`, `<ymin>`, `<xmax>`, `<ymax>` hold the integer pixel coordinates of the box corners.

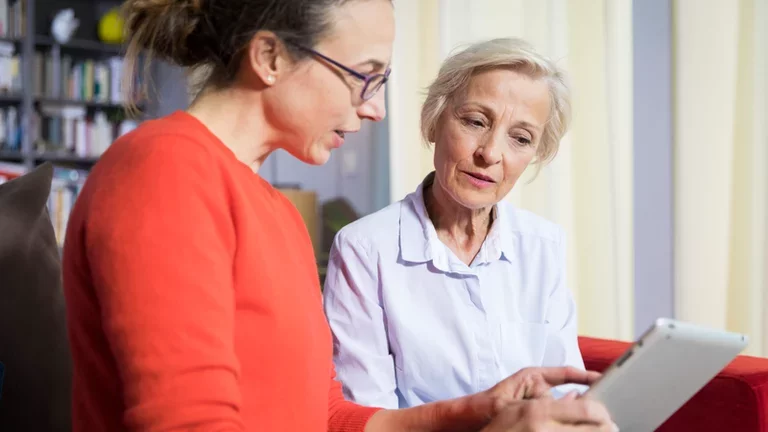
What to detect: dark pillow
<box><xmin>0</xmin><ymin>162</ymin><xmax>72</xmax><ymax>431</ymax></box>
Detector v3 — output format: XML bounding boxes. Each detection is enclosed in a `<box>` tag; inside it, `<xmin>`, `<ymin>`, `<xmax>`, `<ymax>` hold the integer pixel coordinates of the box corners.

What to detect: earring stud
<box><xmin>266</xmin><ymin>75</ymin><xmax>275</xmax><ymax>84</ymax></box>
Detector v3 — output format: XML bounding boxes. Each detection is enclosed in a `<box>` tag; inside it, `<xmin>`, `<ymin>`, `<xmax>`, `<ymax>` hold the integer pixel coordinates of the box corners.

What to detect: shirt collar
<box><xmin>399</xmin><ymin>173</ymin><xmax>438</xmax><ymax>265</ymax></box>
<box><xmin>399</xmin><ymin>172</ymin><xmax>515</xmax><ymax>271</ymax></box>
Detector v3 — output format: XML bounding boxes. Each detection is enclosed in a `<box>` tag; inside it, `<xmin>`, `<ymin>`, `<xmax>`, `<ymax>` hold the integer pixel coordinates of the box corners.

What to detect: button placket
<box><xmin>466</xmin><ymin>273</ymin><xmax>496</xmax><ymax>391</ymax></box>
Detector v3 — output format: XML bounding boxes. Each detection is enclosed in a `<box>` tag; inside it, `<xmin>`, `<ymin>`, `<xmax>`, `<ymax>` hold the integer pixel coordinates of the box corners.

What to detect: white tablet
<box><xmin>584</xmin><ymin>318</ymin><xmax>748</xmax><ymax>431</ymax></box>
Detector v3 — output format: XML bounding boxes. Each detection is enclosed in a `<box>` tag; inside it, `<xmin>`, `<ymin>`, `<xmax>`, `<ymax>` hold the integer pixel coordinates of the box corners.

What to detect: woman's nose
<box><xmin>357</xmin><ymin>89</ymin><xmax>387</xmax><ymax>122</ymax></box>
<box><xmin>476</xmin><ymin>137</ymin><xmax>503</xmax><ymax>165</ymax></box>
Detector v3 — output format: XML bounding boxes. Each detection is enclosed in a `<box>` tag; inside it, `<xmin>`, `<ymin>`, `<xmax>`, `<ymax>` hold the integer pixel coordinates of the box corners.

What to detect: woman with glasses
<box><xmin>61</xmin><ymin>1</ymin><xmax>613</xmax><ymax>431</ymax></box>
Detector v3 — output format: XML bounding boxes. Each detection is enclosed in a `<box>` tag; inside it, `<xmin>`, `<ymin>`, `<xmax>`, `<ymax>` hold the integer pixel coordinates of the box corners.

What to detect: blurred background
<box><xmin>0</xmin><ymin>0</ymin><xmax>765</xmax><ymax>356</ymax></box>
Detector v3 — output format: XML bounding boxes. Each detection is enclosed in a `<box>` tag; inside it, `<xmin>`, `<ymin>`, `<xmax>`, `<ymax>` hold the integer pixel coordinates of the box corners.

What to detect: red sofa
<box><xmin>579</xmin><ymin>336</ymin><xmax>768</xmax><ymax>431</ymax></box>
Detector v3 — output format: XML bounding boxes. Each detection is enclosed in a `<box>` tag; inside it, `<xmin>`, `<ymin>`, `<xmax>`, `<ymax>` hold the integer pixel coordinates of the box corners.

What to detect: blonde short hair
<box><xmin>421</xmin><ymin>38</ymin><xmax>571</xmax><ymax>166</ymax></box>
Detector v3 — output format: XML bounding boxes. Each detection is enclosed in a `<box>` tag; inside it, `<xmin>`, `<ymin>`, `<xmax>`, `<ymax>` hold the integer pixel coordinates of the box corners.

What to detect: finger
<box><xmin>547</xmin><ymin>423</ymin><xmax>619</xmax><ymax>432</ymax></box>
<box><xmin>529</xmin><ymin>366</ymin><xmax>602</xmax><ymax>387</ymax></box>
<box><xmin>525</xmin><ymin>380</ymin><xmax>556</xmax><ymax>400</ymax></box>
<box><xmin>547</xmin><ymin>399</ymin><xmax>613</xmax><ymax>426</ymax></box>
<box><xmin>561</xmin><ymin>390</ymin><xmax>579</xmax><ymax>401</ymax></box>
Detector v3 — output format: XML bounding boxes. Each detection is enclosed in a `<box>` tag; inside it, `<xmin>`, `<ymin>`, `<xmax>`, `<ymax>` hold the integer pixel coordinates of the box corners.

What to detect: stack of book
<box><xmin>0</xmin><ymin>0</ymin><xmax>25</xmax><ymax>39</ymax></box>
<box><xmin>0</xmin><ymin>160</ymin><xmax>24</xmax><ymax>183</ymax></box>
<box><xmin>34</xmin><ymin>104</ymin><xmax>139</xmax><ymax>158</ymax></box>
<box><xmin>0</xmin><ymin>40</ymin><xmax>21</xmax><ymax>95</ymax></box>
<box><xmin>0</xmin><ymin>105</ymin><xmax>20</xmax><ymax>151</ymax></box>
<box><xmin>35</xmin><ymin>54</ymin><xmax>125</xmax><ymax>104</ymax></box>
<box><xmin>49</xmin><ymin>166</ymin><xmax>88</xmax><ymax>246</ymax></box>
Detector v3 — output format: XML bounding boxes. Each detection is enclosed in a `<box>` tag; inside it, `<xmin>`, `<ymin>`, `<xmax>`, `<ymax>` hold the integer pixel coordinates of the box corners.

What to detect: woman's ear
<box><xmin>246</xmin><ymin>30</ymin><xmax>289</xmax><ymax>85</ymax></box>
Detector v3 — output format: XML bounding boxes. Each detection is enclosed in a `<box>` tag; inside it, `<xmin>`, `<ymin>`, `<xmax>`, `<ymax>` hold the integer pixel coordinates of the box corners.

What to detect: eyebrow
<box><xmin>516</xmin><ymin>121</ymin><xmax>543</xmax><ymax>133</ymax></box>
<box><xmin>355</xmin><ymin>59</ymin><xmax>389</xmax><ymax>71</ymax></box>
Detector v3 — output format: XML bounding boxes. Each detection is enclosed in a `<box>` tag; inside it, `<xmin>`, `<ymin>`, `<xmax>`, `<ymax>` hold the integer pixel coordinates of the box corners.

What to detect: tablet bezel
<box><xmin>584</xmin><ymin>318</ymin><xmax>748</xmax><ymax>431</ymax></box>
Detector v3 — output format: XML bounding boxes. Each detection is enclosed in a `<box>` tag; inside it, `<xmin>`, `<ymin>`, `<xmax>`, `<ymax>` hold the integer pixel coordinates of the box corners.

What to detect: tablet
<box><xmin>584</xmin><ymin>318</ymin><xmax>748</xmax><ymax>431</ymax></box>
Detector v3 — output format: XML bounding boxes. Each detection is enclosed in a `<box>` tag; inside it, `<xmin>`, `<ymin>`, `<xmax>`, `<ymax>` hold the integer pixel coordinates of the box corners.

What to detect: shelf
<box><xmin>0</xmin><ymin>36</ymin><xmax>23</xmax><ymax>44</ymax></box>
<box><xmin>35</xmin><ymin>153</ymin><xmax>100</xmax><ymax>165</ymax></box>
<box><xmin>36</xmin><ymin>97</ymin><xmax>127</xmax><ymax>109</ymax></box>
<box><xmin>35</xmin><ymin>35</ymin><xmax>124</xmax><ymax>54</ymax></box>
<box><xmin>0</xmin><ymin>150</ymin><xmax>24</xmax><ymax>162</ymax></box>
<box><xmin>0</xmin><ymin>94</ymin><xmax>23</xmax><ymax>104</ymax></box>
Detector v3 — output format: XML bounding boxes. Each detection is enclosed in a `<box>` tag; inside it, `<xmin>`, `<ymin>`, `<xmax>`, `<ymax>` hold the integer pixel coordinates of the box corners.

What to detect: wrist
<box><xmin>365</xmin><ymin>392</ymin><xmax>495</xmax><ymax>432</ymax></box>
<box><xmin>434</xmin><ymin>391</ymin><xmax>495</xmax><ymax>431</ymax></box>
<box><xmin>464</xmin><ymin>390</ymin><xmax>496</xmax><ymax>425</ymax></box>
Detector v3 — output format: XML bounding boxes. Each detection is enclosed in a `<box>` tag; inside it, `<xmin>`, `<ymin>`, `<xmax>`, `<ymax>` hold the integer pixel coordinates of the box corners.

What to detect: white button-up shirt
<box><xmin>323</xmin><ymin>176</ymin><xmax>586</xmax><ymax>409</ymax></box>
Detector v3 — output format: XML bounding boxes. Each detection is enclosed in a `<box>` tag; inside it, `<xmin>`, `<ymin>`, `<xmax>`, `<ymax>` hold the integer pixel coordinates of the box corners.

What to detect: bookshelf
<box><xmin>0</xmin><ymin>0</ymin><xmax>153</xmax><ymax>247</ymax></box>
<box><xmin>0</xmin><ymin>0</ymin><xmax>144</xmax><ymax>167</ymax></box>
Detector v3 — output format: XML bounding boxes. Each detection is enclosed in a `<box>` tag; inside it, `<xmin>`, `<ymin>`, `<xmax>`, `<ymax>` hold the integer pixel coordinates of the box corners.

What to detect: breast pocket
<box><xmin>500</xmin><ymin>322</ymin><xmax>551</xmax><ymax>373</ymax></box>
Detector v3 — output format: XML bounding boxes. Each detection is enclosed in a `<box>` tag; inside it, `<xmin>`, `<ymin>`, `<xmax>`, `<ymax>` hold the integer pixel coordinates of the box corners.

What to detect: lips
<box><xmin>464</xmin><ymin>171</ymin><xmax>495</xmax><ymax>183</ymax></box>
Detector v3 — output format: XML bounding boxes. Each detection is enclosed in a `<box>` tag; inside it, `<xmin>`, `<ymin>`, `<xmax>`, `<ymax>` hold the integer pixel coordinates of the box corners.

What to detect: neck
<box><xmin>425</xmin><ymin>178</ymin><xmax>493</xmax><ymax>263</ymax></box>
<box><xmin>186</xmin><ymin>84</ymin><xmax>277</xmax><ymax>171</ymax></box>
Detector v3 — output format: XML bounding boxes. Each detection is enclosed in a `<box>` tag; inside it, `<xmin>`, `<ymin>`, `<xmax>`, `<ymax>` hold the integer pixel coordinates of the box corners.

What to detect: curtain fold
<box><xmin>388</xmin><ymin>0</ymin><xmax>439</xmax><ymax>202</ymax></box>
<box><xmin>673</xmin><ymin>0</ymin><xmax>767</xmax><ymax>357</ymax></box>
<box><xmin>565</xmin><ymin>0</ymin><xmax>634</xmax><ymax>340</ymax></box>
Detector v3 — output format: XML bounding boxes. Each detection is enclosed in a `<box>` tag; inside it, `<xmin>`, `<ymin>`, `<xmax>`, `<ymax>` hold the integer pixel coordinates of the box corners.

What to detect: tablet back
<box><xmin>585</xmin><ymin>318</ymin><xmax>748</xmax><ymax>431</ymax></box>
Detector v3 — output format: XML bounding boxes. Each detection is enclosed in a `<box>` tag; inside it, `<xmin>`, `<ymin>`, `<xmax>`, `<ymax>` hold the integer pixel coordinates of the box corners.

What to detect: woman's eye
<box><xmin>514</xmin><ymin>136</ymin><xmax>533</xmax><ymax>146</ymax></box>
<box><xmin>463</xmin><ymin>118</ymin><xmax>485</xmax><ymax>128</ymax></box>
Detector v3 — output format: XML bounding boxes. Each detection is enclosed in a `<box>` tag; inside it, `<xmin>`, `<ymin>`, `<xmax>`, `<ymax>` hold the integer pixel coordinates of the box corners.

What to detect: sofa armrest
<box><xmin>578</xmin><ymin>336</ymin><xmax>768</xmax><ymax>432</ymax></box>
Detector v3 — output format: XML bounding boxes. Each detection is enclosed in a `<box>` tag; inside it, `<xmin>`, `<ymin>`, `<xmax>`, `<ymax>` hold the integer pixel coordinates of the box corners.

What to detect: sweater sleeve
<box><xmin>328</xmin><ymin>366</ymin><xmax>383</xmax><ymax>432</ymax></box>
<box><xmin>85</xmin><ymin>137</ymin><xmax>244</xmax><ymax>431</ymax></box>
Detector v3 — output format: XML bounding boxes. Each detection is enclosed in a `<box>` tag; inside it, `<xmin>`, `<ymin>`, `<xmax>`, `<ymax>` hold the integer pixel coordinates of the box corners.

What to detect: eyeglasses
<box><xmin>288</xmin><ymin>42</ymin><xmax>390</xmax><ymax>101</ymax></box>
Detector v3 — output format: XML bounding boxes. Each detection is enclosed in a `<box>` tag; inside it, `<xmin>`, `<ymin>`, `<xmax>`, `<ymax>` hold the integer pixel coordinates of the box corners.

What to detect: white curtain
<box><xmin>673</xmin><ymin>0</ymin><xmax>768</xmax><ymax>357</ymax></box>
<box><xmin>388</xmin><ymin>0</ymin><xmax>635</xmax><ymax>341</ymax></box>
<box><xmin>388</xmin><ymin>0</ymin><xmax>440</xmax><ymax>201</ymax></box>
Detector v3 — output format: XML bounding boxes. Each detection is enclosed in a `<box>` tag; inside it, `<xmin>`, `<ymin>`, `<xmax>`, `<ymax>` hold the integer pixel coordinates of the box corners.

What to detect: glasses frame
<box><xmin>288</xmin><ymin>42</ymin><xmax>391</xmax><ymax>101</ymax></box>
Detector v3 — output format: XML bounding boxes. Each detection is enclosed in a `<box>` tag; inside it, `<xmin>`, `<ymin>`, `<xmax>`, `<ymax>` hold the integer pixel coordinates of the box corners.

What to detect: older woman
<box><xmin>323</xmin><ymin>37</ymin><xmax>586</xmax><ymax>409</ymax></box>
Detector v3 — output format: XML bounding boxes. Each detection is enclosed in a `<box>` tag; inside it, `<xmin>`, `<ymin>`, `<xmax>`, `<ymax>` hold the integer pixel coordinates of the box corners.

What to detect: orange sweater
<box><xmin>62</xmin><ymin>111</ymin><xmax>380</xmax><ymax>431</ymax></box>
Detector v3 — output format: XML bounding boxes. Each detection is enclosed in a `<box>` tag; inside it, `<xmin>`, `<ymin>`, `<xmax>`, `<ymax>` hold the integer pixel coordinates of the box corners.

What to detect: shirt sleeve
<box><xmin>545</xmin><ymin>227</ymin><xmax>589</xmax><ymax>397</ymax></box>
<box><xmin>85</xmin><ymin>138</ymin><xmax>244</xmax><ymax>430</ymax></box>
<box><xmin>322</xmin><ymin>230</ymin><xmax>399</xmax><ymax>409</ymax></box>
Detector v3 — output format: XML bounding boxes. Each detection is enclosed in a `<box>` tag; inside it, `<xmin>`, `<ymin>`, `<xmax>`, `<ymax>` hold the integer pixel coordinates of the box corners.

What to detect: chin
<box><xmin>453</xmin><ymin>189</ymin><xmax>499</xmax><ymax>210</ymax></box>
<box><xmin>287</xmin><ymin>145</ymin><xmax>330</xmax><ymax>166</ymax></box>
<box><xmin>306</xmin><ymin>148</ymin><xmax>332</xmax><ymax>165</ymax></box>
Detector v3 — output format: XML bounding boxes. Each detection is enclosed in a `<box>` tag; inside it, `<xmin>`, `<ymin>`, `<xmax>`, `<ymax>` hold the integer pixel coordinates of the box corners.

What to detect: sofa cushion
<box><xmin>0</xmin><ymin>163</ymin><xmax>72</xmax><ymax>431</ymax></box>
<box><xmin>579</xmin><ymin>336</ymin><xmax>768</xmax><ymax>432</ymax></box>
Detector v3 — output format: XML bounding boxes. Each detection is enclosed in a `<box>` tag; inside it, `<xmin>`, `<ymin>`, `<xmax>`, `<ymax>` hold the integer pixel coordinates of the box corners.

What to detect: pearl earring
<box><xmin>266</xmin><ymin>75</ymin><xmax>275</xmax><ymax>84</ymax></box>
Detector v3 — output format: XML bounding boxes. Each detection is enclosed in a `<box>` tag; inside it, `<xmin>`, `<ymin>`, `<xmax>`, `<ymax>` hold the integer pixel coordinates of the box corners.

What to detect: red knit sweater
<box><xmin>62</xmin><ymin>111</ymin><xmax>380</xmax><ymax>431</ymax></box>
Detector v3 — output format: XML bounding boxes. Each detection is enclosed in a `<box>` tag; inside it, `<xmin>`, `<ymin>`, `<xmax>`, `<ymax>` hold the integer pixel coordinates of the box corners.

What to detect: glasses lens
<box><xmin>362</xmin><ymin>75</ymin><xmax>387</xmax><ymax>101</ymax></box>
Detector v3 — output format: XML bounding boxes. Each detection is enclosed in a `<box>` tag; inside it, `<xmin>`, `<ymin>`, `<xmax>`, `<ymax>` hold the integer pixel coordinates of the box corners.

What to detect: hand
<box><xmin>364</xmin><ymin>367</ymin><xmax>605</xmax><ymax>432</ymax></box>
<box><xmin>480</xmin><ymin>395</ymin><xmax>617</xmax><ymax>432</ymax></box>
<box><xmin>484</xmin><ymin>367</ymin><xmax>602</xmax><ymax>416</ymax></box>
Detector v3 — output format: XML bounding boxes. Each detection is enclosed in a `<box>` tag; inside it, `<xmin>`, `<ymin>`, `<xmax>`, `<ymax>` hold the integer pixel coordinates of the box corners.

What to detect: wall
<box><xmin>261</xmin><ymin>119</ymin><xmax>387</xmax><ymax>217</ymax></box>
<box><xmin>146</xmin><ymin>61</ymin><xmax>189</xmax><ymax>118</ymax></box>
<box><xmin>632</xmin><ymin>0</ymin><xmax>675</xmax><ymax>336</ymax></box>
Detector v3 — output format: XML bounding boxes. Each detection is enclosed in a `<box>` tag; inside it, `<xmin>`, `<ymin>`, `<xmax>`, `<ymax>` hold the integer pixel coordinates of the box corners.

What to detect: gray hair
<box><xmin>421</xmin><ymin>37</ymin><xmax>571</xmax><ymax>166</ymax></box>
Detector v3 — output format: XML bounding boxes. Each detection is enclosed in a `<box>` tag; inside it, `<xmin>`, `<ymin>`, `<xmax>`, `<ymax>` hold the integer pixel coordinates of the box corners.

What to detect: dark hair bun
<box><xmin>122</xmin><ymin>0</ymin><xmax>217</xmax><ymax>67</ymax></box>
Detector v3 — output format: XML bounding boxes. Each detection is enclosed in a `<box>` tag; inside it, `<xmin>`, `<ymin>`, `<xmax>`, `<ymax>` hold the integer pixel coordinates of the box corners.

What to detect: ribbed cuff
<box><xmin>329</xmin><ymin>405</ymin><xmax>383</xmax><ymax>432</ymax></box>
